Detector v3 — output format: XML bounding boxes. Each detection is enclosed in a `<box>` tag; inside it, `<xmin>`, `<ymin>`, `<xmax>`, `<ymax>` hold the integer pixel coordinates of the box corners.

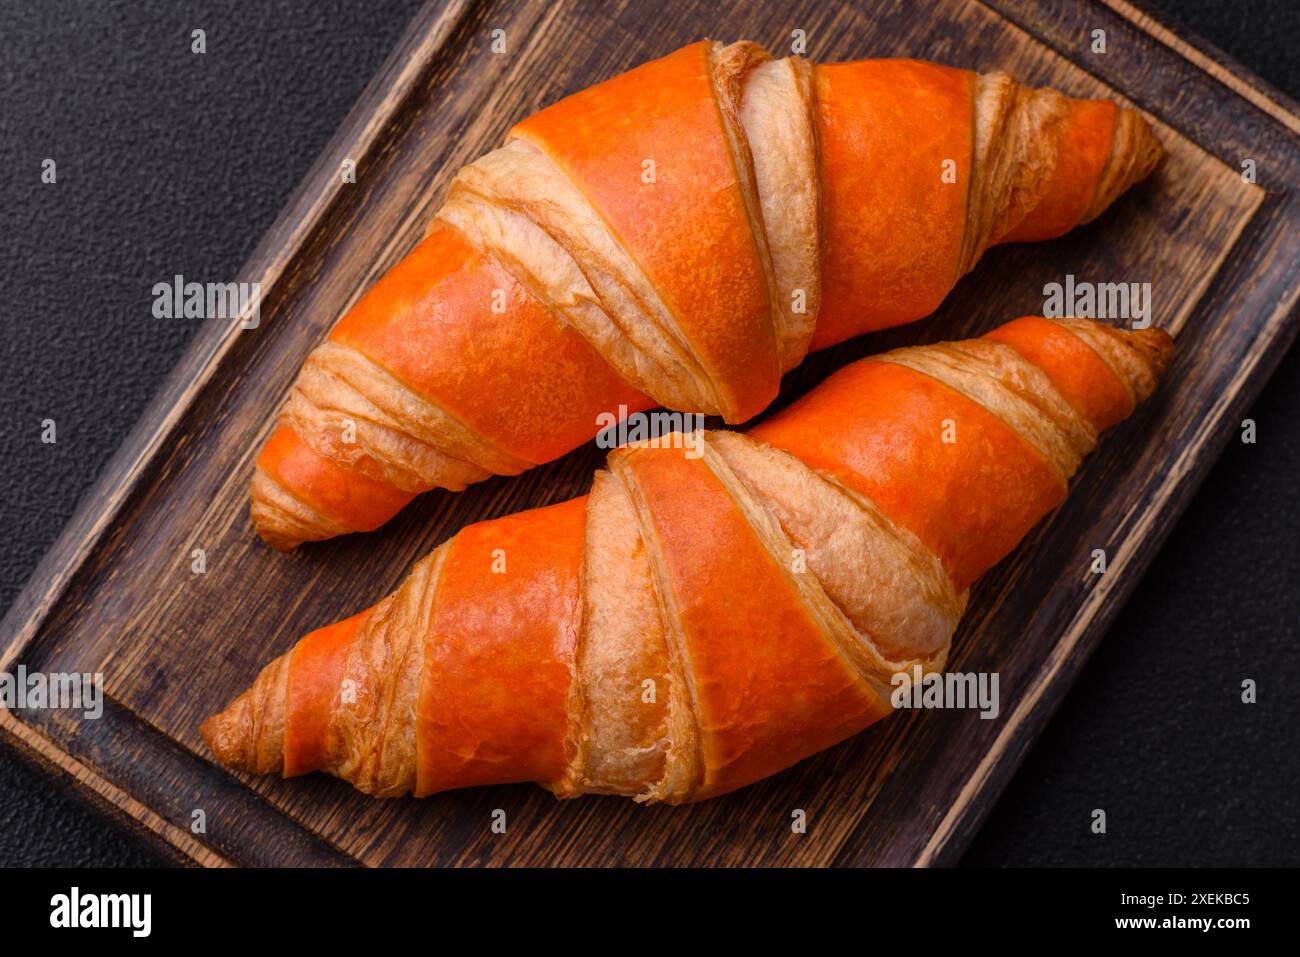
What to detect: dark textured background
<box><xmin>1</xmin><ymin>0</ymin><xmax>1296</xmax><ymax>867</ymax></box>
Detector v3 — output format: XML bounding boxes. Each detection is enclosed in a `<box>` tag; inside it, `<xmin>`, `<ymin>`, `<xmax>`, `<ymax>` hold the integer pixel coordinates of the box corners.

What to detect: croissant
<box><xmin>251</xmin><ymin>39</ymin><xmax>1164</xmax><ymax>550</ymax></box>
<box><xmin>206</xmin><ymin>316</ymin><xmax>1173</xmax><ymax>804</ymax></box>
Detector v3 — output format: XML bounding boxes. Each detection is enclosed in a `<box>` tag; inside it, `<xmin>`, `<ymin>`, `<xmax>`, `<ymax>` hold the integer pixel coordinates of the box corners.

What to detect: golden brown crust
<box><xmin>289</xmin><ymin>341</ymin><xmax>522</xmax><ymax>489</ymax></box>
<box><xmin>212</xmin><ymin>320</ymin><xmax>1172</xmax><ymax>803</ymax></box>
<box><xmin>250</xmin><ymin>43</ymin><xmax>1163</xmax><ymax>550</ymax></box>
<box><xmin>448</xmin><ymin>140</ymin><xmax>711</xmax><ymax>412</ymax></box>
<box><xmin>709</xmin><ymin>41</ymin><xmax>784</xmax><ymax>369</ymax></box>
<box><xmin>739</xmin><ymin>56</ymin><xmax>822</xmax><ymax>371</ymax></box>
<box><xmin>200</xmin><ymin>651</ymin><xmax>289</xmax><ymax>776</ymax></box>
<box><xmin>707</xmin><ymin>430</ymin><xmax>963</xmax><ymax>666</ymax></box>
<box><xmin>881</xmin><ymin>340</ymin><xmax>1097</xmax><ymax>483</ymax></box>
<box><xmin>326</xmin><ymin>550</ymin><xmax>442</xmax><ymax>797</ymax></box>
<box><xmin>249</xmin><ymin>468</ymin><xmax>350</xmax><ymax>552</ymax></box>
<box><xmin>555</xmin><ymin>470</ymin><xmax>674</xmax><ymax>798</ymax></box>
<box><xmin>1081</xmin><ymin>106</ymin><xmax>1165</xmax><ymax>224</ymax></box>
<box><xmin>960</xmin><ymin>74</ymin><xmax>1067</xmax><ymax>276</ymax></box>
<box><xmin>1054</xmin><ymin>318</ymin><xmax>1171</xmax><ymax>405</ymax></box>
<box><xmin>604</xmin><ymin>450</ymin><xmax>707</xmax><ymax>803</ymax></box>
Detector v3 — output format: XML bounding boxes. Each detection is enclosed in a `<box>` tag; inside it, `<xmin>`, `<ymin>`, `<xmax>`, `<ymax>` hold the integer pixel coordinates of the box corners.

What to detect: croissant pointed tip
<box><xmin>1116</xmin><ymin>106</ymin><xmax>1167</xmax><ymax>198</ymax></box>
<box><xmin>200</xmin><ymin>705</ymin><xmax>246</xmax><ymax>771</ymax></box>
<box><xmin>1139</xmin><ymin>109</ymin><xmax>1167</xmax><ymax>170</ymax></box>
<box><xmin>255</xmin><ymin>525</ymin><xmax>302</xmax><ymax>553</ymax></box>
<box><xmin>1121</xmin><ymin>102</ymin><xmax>1164</xmax><ymax>160</ymax></box>
<box><xmin>1127</xmin><ymin>326</ymin><xmax>1175</xmax><ymax>380</ymax></box>
<box><xmin>201</xmin><ymin>653</ymin><xmax>289</xmax><ymax>777</ymax></box>
<box><xmin>249</xmin><ymin>466</ymin><xmax>322</xmax><ymax>552</ymax></box>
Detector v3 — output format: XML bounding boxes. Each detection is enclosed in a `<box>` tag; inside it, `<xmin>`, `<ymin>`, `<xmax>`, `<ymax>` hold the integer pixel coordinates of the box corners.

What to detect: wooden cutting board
<box><xmin>3</xmin><ymin>0</ymin><xmax>1298</xmax><ymax>867</ymax></box>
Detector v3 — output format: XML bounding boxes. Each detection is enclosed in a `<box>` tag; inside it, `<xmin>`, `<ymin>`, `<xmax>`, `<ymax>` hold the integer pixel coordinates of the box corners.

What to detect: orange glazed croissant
<box><xmin>207</xmin><ymin>316</ymin><xmax>1173</xmax><ymax>803</ymax></box>
<box><xmin>252</xmin><ymin>39</ymin><xmax>1164</xmax><ymax>550</ymax></box>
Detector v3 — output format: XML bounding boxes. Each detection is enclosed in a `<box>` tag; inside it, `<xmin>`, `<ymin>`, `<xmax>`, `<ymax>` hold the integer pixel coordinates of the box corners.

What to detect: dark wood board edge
<box><xmin>2</xmin><ymin>694</ymin><xmax>363</xmax><ymax>868</ymax></box>
<box><xmin>0</xmin><ymin>711</ymin><xmax>201</xmax><ymax>868</ymax></box>
<box><xmin>0</xmin><ymin>709</ymin><xmax>221</xmax><ymax>867</ymax></box>
<box><xmin>986</xmin><ymin>0</ymin><xmax>1300</xmax><ymax>177</ymax></box>
<box><xmin>1107</xmin><ymin>0</ymin><xmax>1300</xmax><ymax>126</ymax></box>
<box><xmin>2</xmin><ymin>0</ymin><xmax>1299</xmax><ymax>867</ymax></box>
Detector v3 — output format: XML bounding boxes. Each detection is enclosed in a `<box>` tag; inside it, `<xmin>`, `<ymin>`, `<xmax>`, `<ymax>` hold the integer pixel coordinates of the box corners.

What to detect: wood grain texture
<box><xmin>2</xmin><ymin>0</ymin><xmax>1298</xmax><ymax>867</ymax></box>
